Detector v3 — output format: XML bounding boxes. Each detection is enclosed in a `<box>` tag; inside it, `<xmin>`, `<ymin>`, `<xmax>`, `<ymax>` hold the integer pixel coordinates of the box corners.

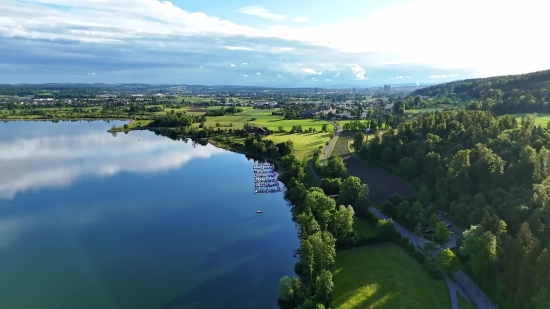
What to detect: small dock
<box><xmin>253</xmin><ymin>162</ymin><xmax>283</xmax><ymax>194</ymax></box>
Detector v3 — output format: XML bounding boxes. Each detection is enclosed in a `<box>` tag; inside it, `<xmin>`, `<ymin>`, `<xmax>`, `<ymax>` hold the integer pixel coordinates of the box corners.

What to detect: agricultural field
<box><xmin>511</xmin><ymin>113</ymin><xmax>550</xmax><ymax>127</ymax></box>
<box><xmin>341</xmin><ymin>153</ymin><xmax>413</xmax><ymax>205</ymax></box>
<box><xmin>266</xmin><ymin>132</ymin><xmax>331</xmax><ymax>159</ymax></box>
<box><xmin>331</xmin><ymin>245</ymin><xmax>450</xmax><ymax>309</ymax></box>
<box><xmin>330</xmin><ymin>131</ymin><xmax>355</xmax><ymax>157</ymax></box>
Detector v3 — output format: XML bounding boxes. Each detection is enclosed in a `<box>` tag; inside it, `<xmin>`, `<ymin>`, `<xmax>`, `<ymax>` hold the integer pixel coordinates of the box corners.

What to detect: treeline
<box><xmin>204</xmin><ymin>106</ymin><xmax>243</xmax><ymax>116</ymax></box>
<box><xmin>413</xmin><ymin>69</ymin><xmax>550</xmax><ymax>114</ymax></box>
<box><xmin>149</xmin><ymin>113</ymin><xmax>205</xmax><ymax>127</ymax></box>
<box><xmin>356</xmin><ymin>109</ymin><xmax>550</xmax><ymax>308</ymax></box>
<box><xmin>276</xmin><ymin>146</ymin><xmax>402</xmax><ymax>309</ymax></box>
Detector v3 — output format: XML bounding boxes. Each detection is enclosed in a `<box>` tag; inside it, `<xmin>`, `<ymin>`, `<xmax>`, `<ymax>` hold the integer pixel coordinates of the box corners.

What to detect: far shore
<box><xmin>0</xmin><ymin>118</ymin><xmax>133</xmax><ymax>122</ymax></box>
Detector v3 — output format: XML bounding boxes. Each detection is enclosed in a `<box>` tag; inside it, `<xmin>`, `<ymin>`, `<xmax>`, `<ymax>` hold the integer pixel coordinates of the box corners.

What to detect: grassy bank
<box><xmin>331</xmin><ymin>245</ymin><xmax>450</xmax><ymax>309</ymax></box>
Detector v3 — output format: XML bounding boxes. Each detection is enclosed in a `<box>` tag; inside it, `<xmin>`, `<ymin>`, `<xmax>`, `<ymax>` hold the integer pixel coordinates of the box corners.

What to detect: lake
<box><xmin>0</xmin><ymin>121</ymin><xmax>299</xmax><ymax>309</ymax></box>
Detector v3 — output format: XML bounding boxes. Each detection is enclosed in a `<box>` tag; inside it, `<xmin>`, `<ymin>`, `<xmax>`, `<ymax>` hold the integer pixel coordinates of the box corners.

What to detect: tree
<box><xmin>353</xmin><ymin>131</ymin><xmax>365</xmax><ymax>151</ymax></box>
<box><xmin>278</xmin><ymin>276</ymin><xmax>294</xmax><ymax>301</ymax></box>
<box><xmin>429</xmin><ymin>213</ymin><xmax>439</xmax><ymax>229</ymax></box>
<box><xmin>460</xmin><ymin>225</ymin><xmax>497</xmax><ymax>283</ymax></box>
<box><xmin>321</xmin><ymin>124</ymin><xmax>328</xmax><ymax>132</ymax></box>
<box><xmin>331</xmin><ymin>205</ymin><xmax>355</xmax><ymax>245</ymax></box>
<box><xmin>324</xmin><ymin>156</ymin><xmax>348</xmax><ymax>179</ymax></box>
<box><xmin>315</xmin><ymin>269</ymin><xmax>334</xmax><ymax>305</ymax></box>
<box><xmin>376</xmin><ymin>219</ymin><xmax>397</xmax><ymax>237</ymax></box>
<box><xmin>423</xmin><ymin>241</ymin><xmax>438</xmax><ymax>255</ymax></box>
<box><xmin>337</xmin><ymin>176</ymin><xmax>362</xmax><ymax>207</ymax></box>
<box><xmin>296</xmin><ymin>212</ymin><xmax>320</xmax><ymax>239</ymax></box>
<box><xmin>434</xmin><ymin>221</ymin><xmax>450</xmax><ymax>243</ymax></box>
<box><xmin>438</xmin><ymin>248</ymin><xmax>460</xmax><ymax>274</ymax></box>
<box><xmin>353</xmin><ymin>184</ymin><xmax>370</xmax><ymax>213</ymax></box>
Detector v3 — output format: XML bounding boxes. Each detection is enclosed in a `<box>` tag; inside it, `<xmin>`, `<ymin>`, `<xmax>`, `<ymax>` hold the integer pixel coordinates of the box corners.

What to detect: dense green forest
<box><xmin>413</xmin><ymin>69</ymin><xmax>550</xmax><ymax>114</ymax></box>
<box><xmin>356</xmin><ymin>110</ymin><xmax>550</xmax><ymax>309</ymax></box>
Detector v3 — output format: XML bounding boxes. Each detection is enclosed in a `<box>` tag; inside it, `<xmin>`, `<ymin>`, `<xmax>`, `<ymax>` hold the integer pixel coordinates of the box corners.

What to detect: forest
<box><xmin>412</xmin><ymin>69</ymin><xmax>550</xmax><ymax>114</ymax></box>
<box><xmin>356</xmin><ymin>109</ymin><xmax>550</xmax><ymax>309</ymax></box>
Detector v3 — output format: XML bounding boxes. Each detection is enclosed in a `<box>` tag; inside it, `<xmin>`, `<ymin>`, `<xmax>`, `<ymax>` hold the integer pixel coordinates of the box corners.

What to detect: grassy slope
<box><xmin>332</xmin><ymin>245</ymin><xmax>450</xmax><ymax>309</ymax></box>
<box><xmin>512</xmin><ymin>112</ymin><xmax>550</xmax><ymax>127</ymax></box>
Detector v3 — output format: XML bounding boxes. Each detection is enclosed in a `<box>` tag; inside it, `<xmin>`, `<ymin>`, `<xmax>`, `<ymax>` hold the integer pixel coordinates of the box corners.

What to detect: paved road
<box><xmin>321</xmin><ymin>122</ymin><xmax>342</xmax><ymax>164</ymax></box>
<box><xmin>369</xmin><ymin>207</ymin><xmax>495</xmax><ymax>309</ymax></box>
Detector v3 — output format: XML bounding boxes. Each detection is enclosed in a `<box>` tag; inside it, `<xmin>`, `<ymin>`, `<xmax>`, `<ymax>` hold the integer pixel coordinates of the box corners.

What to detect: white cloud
<box><xmin>293</xmin><ymin>16</ymin><xmax>308</xmax><ymax>23</ymax></box>
<box><xmin>0</xmin><ymin>0</ymin><xmax>549</xmax><ymax>81</ymax></box>
<box><xmin>429</xmin><ymin>74</ymin><xmax>459</xmax><ymax>78</ymax></box>
<box><xmin>238</xmin><ymin>5</ymin><xmax>286</xmax><ymax>21</ymax></box>
<box><xmin>242</xmin><ymin>62</ymin><xmax>248</xmax><ymax>65</ymax></box>
<box><xmin>273</xmin><ymin>47</ymin><xmax>294</xmax><ymax>52</ymax></box>
<box><xmin>351</xmin><ymin>65</ymin><xmax>368</xmax><ymax>80</ymax></box>
<box><xmin>325</xmin><ymin>79</ymin><xmax>331</xmax><ymax>81</ymax></box>
<box><xmin>311</xmin><ymin>77</ymin><xmax>315</xmax><ymax>80</ymax></box>
<box><xmin>297</xmin><ymin>63</ymin><xmax>303</xmax><ymax>66</ymax></box>
<box><xmin>230</xmin><ymin>64</ymin><xmax>235</xmax><ymax>67</ymax></box>
<box><xmin>200</xmin><ymin>66</ymin><xmax>203</xmax><ymax>68</ymax></box>
<box><xmin>334</xmin><ymin>72</ymin><xmax>340</xmax><ymax>78</ymax></box>
<box><xmin>300</xmin><ymin>68</ymin><xmax>322</xmax><ymax>75</ymax></box>
<box><xmin>390</xmin><ymin>75</ymin><xmax>414</xmax><ymax>79</ymax></box>
<box><xmin>88</xmin><ymin>72</ymin><xmax>96</xmax><ymax>76</ymax></box>
<box><xmin>0</xmin><ymin>129</ymin><xmax>226</xmax><ymax>200</ymax></box>
<box><xmin>225</xmin><ymin>46</ymin><xmax>253</xmax><ymax>51</ymax></box>
<box><xmin>257</xmin><ymin>72</ymin><xmax>261</xmax><ymax>75</ymax></box>
<box><xmin>241</xmin><ymin>74</ymin><xmax>248</xmax><ymax>77</ymax></box>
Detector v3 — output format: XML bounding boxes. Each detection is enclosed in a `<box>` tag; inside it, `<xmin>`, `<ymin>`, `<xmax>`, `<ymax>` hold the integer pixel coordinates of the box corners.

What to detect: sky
<box><xmin>1</xmin><ymin>0</ymin><xmax>549</xmax><ymax>87</ymax></box>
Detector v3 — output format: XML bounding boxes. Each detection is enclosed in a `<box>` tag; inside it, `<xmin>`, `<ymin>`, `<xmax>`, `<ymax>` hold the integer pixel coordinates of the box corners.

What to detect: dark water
<box><xmin>0</xmin><ymin>121</ymin><xmax>299</xmax><ymax>309</ymax></box>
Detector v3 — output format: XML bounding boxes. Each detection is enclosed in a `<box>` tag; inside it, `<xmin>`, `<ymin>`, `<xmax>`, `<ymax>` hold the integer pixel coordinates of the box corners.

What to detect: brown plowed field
<box><xmin>341</xmin><ymin>153</ymin><xmax>414</xmax><ymax>205</ymax></box>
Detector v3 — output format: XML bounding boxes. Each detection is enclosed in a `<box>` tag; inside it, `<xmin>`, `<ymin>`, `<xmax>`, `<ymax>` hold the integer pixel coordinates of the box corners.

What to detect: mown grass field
<box><xmin>511</xmin><ymin>113</ymin><xmax>550</xmax><ymax>127</ymax></box>
<box><xmin>330</xmin><ymin>131</ymin><xmax>355</xmax><ymax>157</ymax></box>
<box><xmin>331</xmin><ymin>245</ymin><xmax>450</xmax><ymax>309</ymax></box>
<box><xmin>266</xmin><ymin>132</ymin><xmax>331</xmax><ymax>159</ymax></box>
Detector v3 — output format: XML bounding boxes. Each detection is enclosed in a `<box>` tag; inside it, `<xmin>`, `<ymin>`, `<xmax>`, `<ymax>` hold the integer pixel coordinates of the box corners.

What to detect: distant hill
<box><xmin>412</xmin><ymin>69</ymin><xmax>550</xmax><ymax>114</ymax></box>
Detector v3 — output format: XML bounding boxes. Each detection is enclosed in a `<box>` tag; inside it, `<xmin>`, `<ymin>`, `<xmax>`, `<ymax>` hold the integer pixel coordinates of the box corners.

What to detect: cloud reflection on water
<box><xmin>0</xmin><ymin>129</ymin><xmax>226</xmax><ymax>200</ymax></box>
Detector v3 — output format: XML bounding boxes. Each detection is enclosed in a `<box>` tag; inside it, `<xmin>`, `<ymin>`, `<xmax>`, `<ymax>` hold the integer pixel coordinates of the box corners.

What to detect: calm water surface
<box><xmin>0</xmin><ymin>121</ymin><xmax>299</xmax><ymax>309</ymax></box>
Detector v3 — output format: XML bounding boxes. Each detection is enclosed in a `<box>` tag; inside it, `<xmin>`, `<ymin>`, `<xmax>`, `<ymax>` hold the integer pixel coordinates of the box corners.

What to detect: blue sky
<box><xmin>1</xmin><ymin>0</ymin><xmax>549</xmax><ymax>87</ymax></box>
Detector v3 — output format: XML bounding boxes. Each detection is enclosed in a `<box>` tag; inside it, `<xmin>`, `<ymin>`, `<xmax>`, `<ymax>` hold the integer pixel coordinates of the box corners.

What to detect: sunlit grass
<box><xmin>332</xmin><ymin>245</ymin><xmax>450</xmax><ymax>309</ymax></box>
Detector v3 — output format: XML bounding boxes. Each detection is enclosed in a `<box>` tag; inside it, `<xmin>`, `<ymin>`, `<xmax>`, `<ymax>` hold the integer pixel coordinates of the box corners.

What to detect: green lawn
<box><xmin>332</xmin><ymin>245</ymin><xmax>450</xmax><ymax>309</ymax></box>
<box><xmin>266</xmin><ymin>132</ymin><xmax>330</xmax><ymax>159</ymax></box>
<box><xmin>353</xmin><ymin>217</ymin><xmax>377</xmax><ymax>238</ymax></box>
<box><xmin>511</xmin><ymin>113</ymin><xmax>550</xmax><ymax>127</ymax></box>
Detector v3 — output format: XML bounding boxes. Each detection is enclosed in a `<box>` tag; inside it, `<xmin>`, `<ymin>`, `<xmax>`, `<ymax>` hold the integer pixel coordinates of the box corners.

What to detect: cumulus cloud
<box><xmin>257</xmin><ymin>72</ymin><xmax>261</xmax><ymax>75</ymax></box>
<box><xmin>325</xmin><ymin>79</ymin><xmax>331</xmax><ymax>81</ymax></box>
<box><xmin>1</xmin><ymin>0</ymin><xmax>549</xmax><ymax>84</ymax></box>
<box><xmin>429</xmin><ymin>74</ymin><xmax>459</xmax><ymax>78</ymax></box>
<box><xmin>238</xmin><ymin>5</ymin><xmax>286</xmax><ymax>21</ymax></box>
<box><xmin>300</xmin><ymin>68</ymin><xmax>322</xmax><ymax>75</ymax></box>
<box><xmin>351</xmin><ymin>65</ymin><xmax>368</xmax><ymax>80</ymax></box>
<box><xmin>242</xmin><ymin>62</ymin><xmax>248</xmax><ymax>65</ymax></box>
<box><xmin>241</xmin><ymin>74</ymin><xmax>248</xmax><ymax>77</ymax></box>
<box><xmin>293</xmin><ymin>16</ymin><xmax>308</xmax><ymax>23</ymax></box>
<box><xmin>230</xmin><ymin>64</ymin><xmax>235</xmax><ymax>67</ymax></box>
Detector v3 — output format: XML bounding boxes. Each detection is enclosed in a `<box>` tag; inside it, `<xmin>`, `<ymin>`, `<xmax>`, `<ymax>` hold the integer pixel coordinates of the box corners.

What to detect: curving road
<box><xmin>308</xmin><ymin>122</ymin><xmax>495</xmax><ymax>309</ymax></box>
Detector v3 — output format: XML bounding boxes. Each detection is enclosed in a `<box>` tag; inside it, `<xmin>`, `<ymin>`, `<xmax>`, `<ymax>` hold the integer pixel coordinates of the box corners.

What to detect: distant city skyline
<box><xmin>1</xmin><ymin>0</ymin><xmax>549</xmax><ymax>86</ymax></box>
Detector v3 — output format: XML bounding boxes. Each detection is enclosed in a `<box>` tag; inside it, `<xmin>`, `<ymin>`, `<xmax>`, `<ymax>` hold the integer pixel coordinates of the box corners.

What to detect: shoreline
<box><xmin>0</xmin><ymin>118</ymin><xmax>133</xmax><ymax>122</ymax></box>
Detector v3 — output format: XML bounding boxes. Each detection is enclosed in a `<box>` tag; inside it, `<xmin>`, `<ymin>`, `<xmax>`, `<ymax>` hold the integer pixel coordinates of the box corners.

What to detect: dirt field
<box><xmin>340</xmin><ymin>153</ymin><xmax>413</xmax><ymax>205</ymax></box>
